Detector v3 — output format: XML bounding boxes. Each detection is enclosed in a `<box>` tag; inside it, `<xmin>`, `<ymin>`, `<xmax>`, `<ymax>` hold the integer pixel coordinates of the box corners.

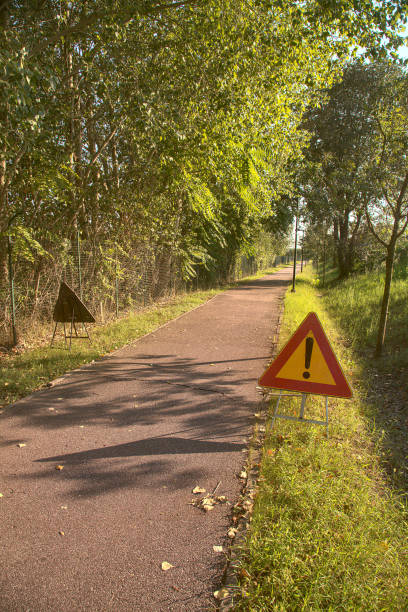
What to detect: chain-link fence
<box><xmin>0</xmin><ymin>235</ymin><xmax>288</xmax><ymax>348</ymax></box>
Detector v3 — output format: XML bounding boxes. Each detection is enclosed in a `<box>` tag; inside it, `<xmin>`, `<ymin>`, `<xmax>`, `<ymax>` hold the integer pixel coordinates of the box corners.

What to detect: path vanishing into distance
<box><xmin>0</xmin><ymin>267</ymin><xmax>293</xmax><ymax>612</ymax></box>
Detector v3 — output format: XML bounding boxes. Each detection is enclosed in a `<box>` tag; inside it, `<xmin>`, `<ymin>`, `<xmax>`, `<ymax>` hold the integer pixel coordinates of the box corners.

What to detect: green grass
<box><xmin>323</xmin><ymin>267</ymin><xmax>408</xmax><ymax>368</ymax></box>
<box><xmin>0</xmin><ymin>289</ymin><xmax>220</xmax><ymax>410</ymax></box>
<box><xmin>231</xmin><ymin>268</ymin><xmax>408</xmax><ymax>611</ymax></box>
<box><xmin>321</xmin><ymin>265</ymin><xmax>408</xmax><ymax>492</ymax></box>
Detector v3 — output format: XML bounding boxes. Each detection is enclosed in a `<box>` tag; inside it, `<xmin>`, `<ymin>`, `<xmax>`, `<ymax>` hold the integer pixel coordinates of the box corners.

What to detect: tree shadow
<box><xmin>3</xmin><ymin>350</ymin><xmax>266</xmax><ymax>498</ymax></box>
<box><xmin>38</xmin><ymin>436</ymin><xmax>246</xmax><ymax>463</ymax></box>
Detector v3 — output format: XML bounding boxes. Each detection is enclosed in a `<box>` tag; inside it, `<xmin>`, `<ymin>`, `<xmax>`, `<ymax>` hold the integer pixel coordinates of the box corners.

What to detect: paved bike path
<box><xmin>0</xmin><ymin>268</ymin><xmax>292</xmax><ymax>611</ymax></box>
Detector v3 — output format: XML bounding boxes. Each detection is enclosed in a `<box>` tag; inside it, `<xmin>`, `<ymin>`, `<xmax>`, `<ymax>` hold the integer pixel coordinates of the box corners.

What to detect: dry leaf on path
<box><xmin>17</xmin><ymin>443</ymin><xmax>26</xmax><ymax>448</ymax></box>
<box><xmin>59</xmin><ymin>531</ymin><xmax>65</xmax><ymax>536</ymax></box>
<box><xmin>213</xmin><ymin>545</ymin><xmax>223</xmax><ymax>553</ymax></box>
<box><xmin>161</xmin><ymin>562</ymin><xmax>173</xmax><ymax>571</ymax></box>
<box><xmin>192</xmin><ymin>486</ymin><xmax>206</xmax><ymax>494</ymax></box>
<box><xmin>214</xmin><ymin>588</ymin><xmax>229</xmax><ymax>600</ymax></box>
<box><xmin>55</xmin><ymin>465</ymin><xmax>64</xmax><ymax>471</ymax></box>
<box><xmin>239</xmin><ymin>470</ymin><xmax>247</xmax><ymax>479</ymax></box>
<box><xmin>227</xmin><ymin>528</ymin><xmax>238</xmax><ymax>539</ymax></box>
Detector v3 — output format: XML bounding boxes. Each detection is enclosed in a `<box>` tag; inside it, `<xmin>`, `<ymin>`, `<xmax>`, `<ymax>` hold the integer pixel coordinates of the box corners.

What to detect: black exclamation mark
<box><xmin>303</xmin><ymin>337</ymin><xmax>314</xmax><ymax>379</ymax></box>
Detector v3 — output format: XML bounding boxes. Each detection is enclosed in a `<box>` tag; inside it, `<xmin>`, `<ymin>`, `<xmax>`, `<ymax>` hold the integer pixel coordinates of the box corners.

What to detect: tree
<box><xmin>301</xmin><ymin>62</ymin><xmax>387</xmax><ymax>278</ymax></box>
<box><xmin>1</xmin><ymin>1</ymin><xmax>407</xmax><ymax>343</ymax></box>
<box><xmin>364</xmin><ymin>64</ymin><xmax>408</xmax><ymax>356</ymax></box>
<box><xmin>302</xmin><ymin>60</ymin><xmax>408</xmax><ymax>355</ymax></box>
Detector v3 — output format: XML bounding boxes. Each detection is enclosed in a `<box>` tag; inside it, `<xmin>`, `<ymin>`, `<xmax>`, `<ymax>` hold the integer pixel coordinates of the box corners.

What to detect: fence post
<box><xmin>76</xmin><ymin>227</ymin><xmax>82</xmax><ymax>300</ymax></box>
<box><xmin>115</xmin><ymin>245</ymin><xmax>119</xmax><ymax>318</ymax></box>
<box><xmin>7</xmin><ymin>235</ymin><xmax>18</xmax><ymax>346</ymax></box>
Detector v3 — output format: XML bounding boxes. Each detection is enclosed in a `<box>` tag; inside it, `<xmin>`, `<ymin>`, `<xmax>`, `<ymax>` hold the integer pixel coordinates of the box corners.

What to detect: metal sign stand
<box><xmin>50</xmin><ymin>282</ymin><xmax>95</xmax><ymax>350</ymax></box>
<box><xmin>269</xmin><ymin>391</ymin><xmax>329</xmax><ymax>438</ymax></box>
<box><xmin>50</xmin><ymin>307</ymin><xmax>91</xmax><ymax>350</ymax></box>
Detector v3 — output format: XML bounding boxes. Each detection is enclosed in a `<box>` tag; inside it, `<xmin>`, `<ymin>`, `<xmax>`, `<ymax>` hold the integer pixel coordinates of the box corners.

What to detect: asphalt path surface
<box><xmin>0</xmin><ymin>267</ymin><xmax>293</xmax><ymax>611</ymax></box>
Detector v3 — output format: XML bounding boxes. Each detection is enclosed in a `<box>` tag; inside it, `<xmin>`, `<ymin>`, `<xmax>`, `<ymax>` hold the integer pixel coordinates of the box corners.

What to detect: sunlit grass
<box><xmin>323</xmin><ymin>267</ymin><xmax>408</xmax><ymax>369</ymax></box>
<box><xmin>231</xmin><ymin>268</ymin><xmax>408</xmax><ymax>611</ymax></box>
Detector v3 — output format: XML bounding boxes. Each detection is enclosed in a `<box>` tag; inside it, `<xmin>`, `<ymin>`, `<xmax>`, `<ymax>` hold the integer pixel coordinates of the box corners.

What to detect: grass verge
<box><xmin>321</xmin><ymin>265</ymin><xmax>408</xmax><ymax>491</ymax></box>
<box><xmin>230</xmin><ymin>268</ymin><xmax>408</xmax><ymax>611</ymax></box>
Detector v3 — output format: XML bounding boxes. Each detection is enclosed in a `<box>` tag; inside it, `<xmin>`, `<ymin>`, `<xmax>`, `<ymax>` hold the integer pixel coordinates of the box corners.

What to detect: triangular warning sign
<box><xmin>53</xmin><ymin>282</ymin><xmax>95</xmax><ymax>323</ymax></box>
<box><xmin>259</xmin><ymin>312</ymin><xmax>352</xmax><ymax>398</ymax></box>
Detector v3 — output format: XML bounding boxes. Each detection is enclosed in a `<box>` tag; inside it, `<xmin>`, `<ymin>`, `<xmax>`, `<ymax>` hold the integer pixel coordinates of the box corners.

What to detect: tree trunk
<box><xmin>337</xmin><ymin>209</ymin><xmax>351</xmax><ymax>278</ymax></box>
<box><xmin>375</xmin><ymin>235</ymin><xmax>398</xmax><ymax>358</ymax></box>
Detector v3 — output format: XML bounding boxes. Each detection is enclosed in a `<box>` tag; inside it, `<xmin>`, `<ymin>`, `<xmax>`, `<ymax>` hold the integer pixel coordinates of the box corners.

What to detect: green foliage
<box><xmin>1</xmin><ymin>1</ymin><xmax>407</xmax><ymax>330</ymax></box>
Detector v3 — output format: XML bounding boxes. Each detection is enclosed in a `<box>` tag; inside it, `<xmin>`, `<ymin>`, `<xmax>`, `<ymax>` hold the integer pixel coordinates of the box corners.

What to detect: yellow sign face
<box><xmin>276</xmin><ymin>332</ymin><xmax>335</xmax><ymax>385</ymax></box>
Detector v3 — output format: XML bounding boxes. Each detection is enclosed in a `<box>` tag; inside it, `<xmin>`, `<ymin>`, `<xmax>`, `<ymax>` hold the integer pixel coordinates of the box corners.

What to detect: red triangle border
<box><xmin>259</xmin><ymin>312</ymin><xmax>352</xmax><ymax>398</ymax></box>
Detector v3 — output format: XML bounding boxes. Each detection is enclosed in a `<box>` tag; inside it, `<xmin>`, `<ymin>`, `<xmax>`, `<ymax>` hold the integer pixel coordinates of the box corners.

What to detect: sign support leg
<box><xmin>299</xmin><ymin>393</ymin><xmax>307</xmax><ymax>419</ymax></box>
<box><xmin>82</xmin><ymin>322</ymin><xmax>91</xmax><ymax>343</ymax></box>
<box><xmin>271</xmin><ymin>390</ymin><xmax>282</xmax><ymax>427</ymax></box>
<box><xmin>325</xmin><ymin>396</ymin><xmax>329</xmax><ymax>439</ymax></box>
<box><xmin>69</xmin><ymin>308</ymin><xmax>74</xmax><ymax>351</ymax></box>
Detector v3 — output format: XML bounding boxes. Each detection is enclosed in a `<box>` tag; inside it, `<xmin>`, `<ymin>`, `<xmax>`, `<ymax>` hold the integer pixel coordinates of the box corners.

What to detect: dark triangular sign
<box><xmin>53</xmin><ymin>282</ymin><xmax>95</xmax><ymax>323</ymax></box>
<box><xmin>259</xmin><ymin>312</ymin><xmax>352</xmax><ymax>398</ymax></box>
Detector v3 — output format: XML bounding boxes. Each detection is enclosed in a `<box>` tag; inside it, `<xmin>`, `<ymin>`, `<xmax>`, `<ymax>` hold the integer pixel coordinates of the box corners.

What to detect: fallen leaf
<box><xmin>239</xmin><ymin>470</ymin><xmax>247</xmax><ymax>479</ymax></box>
<box><xmin>203</xmin><ymin>504</ymin><xmax>214</xmax><ymax>512</ymax></box>
<box><xmin>216</xmin><ymin>496</ymin><xmax>227</xmax><ymax>503</ymax></box>
<box><xmin>60</xmin><ymin>505</ymin><xmax>68</xmax><ymax>510</ymax></box>
<box><xmin>48</xmin><ymin>407</ymin><xmax>55</xmax><ymax>412</ymax></box>
<box><xmin>0</xmin><ymin>493</ymin><xmax>3</xmax><ymax>498</ymax></box>
<box><xmin>214</xmin><ymin>588</ymin><xmax>229</xmax><ymax>600</ymax></box>
<box><xmin>161</xmin><ymin>561</ymin><xmax>173</xmax><ymax>571</ymax></box>
<box><xmin>55</xmin><ymin>465</ymin><xmax>64</xmax><ymax>471</ymax></box>
<box><xmin>192</xmin><ymin>486</ymin><xmax>206</xmax><ymax>494</ymax></box>
<box><xmin>228</xmin><ymin>528</ymin><xmax>238</xmax><ymax>539</ymax></box>
<box><xmin>59</xmin><ymin>531</ymin><xmax>65</xmax><ymax>536</ymax></box>
<box><xmin>239</xmin><ymin>568</ymin><xmax>251</xmax><ymax>579</ymax></box>
<box><xmin>17</xmin><ymin>443</ymin><xmax>26</xmax><ymax>448</ymax></box>
<box><xmin>213</xmin><ymin>545</ymin><xmax>223</xmax><ymax>553</ymax></box>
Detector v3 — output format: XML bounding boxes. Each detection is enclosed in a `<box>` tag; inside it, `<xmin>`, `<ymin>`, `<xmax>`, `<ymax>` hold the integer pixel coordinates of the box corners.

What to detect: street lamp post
<box><xmin>291</xmin><ymin>215</ymin><xmax>298</xmax><ymax>292</ymax></box>
<box><xmin>298</xmin><ymin>229</ymin><xmax>305</xmax><ymax>272</ymax></box>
